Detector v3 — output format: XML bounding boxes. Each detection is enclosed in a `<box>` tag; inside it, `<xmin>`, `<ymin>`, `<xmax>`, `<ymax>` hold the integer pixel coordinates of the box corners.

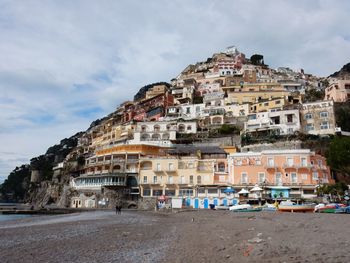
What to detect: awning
<box><xmin>238</xmin><ymin>188</ymin><xmax>249</xmax><ymax>194</ymax></box>
<box><xmin>223</xmin><ymin>187</ymin><xmax>235</xmax><ymax>194</ymax></box>
<box><xmin>250</xmin><ymin>185</ymin><xmax>263</xmax><ymax>192</ymax></box>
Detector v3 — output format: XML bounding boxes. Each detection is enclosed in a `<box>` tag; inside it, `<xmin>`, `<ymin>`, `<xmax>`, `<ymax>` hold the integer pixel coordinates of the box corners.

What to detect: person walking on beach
<box><xmin>115</xmin><ymin>202</ymin><xmax>122</xmax><ymax>215</ymax></box>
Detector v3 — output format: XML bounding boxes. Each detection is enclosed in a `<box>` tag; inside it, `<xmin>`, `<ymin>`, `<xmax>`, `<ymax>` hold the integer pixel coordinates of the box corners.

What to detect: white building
<box><xmin>244</xmin><ymin>109</ymin><xmax>301</xmax><ymax>135</ymax></box>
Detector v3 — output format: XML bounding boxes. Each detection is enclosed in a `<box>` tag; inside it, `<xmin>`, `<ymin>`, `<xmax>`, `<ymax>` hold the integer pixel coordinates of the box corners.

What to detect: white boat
<box><xmin>229</xmin><ymin>204</ymin><xmax>252</xmax><ymax>211</ymax></box>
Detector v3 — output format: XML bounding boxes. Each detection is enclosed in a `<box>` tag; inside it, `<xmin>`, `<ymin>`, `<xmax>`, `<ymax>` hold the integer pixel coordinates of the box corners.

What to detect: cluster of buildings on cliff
<box><xmin>48</xmin><ymin>46</ymin><xmax>346</xmax><ymax>208</ymax></box>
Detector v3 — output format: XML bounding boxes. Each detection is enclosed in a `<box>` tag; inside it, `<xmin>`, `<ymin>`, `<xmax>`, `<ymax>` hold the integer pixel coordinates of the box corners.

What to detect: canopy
<box><xmin>250</xmin><ymin>185</ymin><xmax>263</xmax><ymax>192</ymax></box>
<box><xmin>223</xmin><ymin>187</ymin><xmax>235</xmax><ymax>194</ymax></box>
<box><xmin>238</xmin><ymin>188</ymin><xmax>249</xmax><ymax>194</ymax></box>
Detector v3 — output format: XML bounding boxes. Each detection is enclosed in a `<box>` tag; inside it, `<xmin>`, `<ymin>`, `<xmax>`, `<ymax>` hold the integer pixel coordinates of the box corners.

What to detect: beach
<box><xmin>0</xmin><ymin>210</ymin><xmax>349</xmax><ymax>263</ymax></box>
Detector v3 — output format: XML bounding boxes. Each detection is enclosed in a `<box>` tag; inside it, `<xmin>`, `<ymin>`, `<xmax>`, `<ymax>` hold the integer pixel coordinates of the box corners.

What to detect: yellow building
<box><xmin>249</xmin><ymin>97</ymin><xmax>287</xmax><ymax>113</ymax></box>
<box><xmin>223</xmin><ymin>83</ymin><xmax>291</xmax><ymax>105</ymax></box>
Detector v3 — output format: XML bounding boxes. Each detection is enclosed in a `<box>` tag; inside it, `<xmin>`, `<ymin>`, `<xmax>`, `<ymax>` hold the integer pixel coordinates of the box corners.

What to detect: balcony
<box><xmin>283</xmin><ymin>163</ymin><xmax>297</xmax><ymax>169</ymax></box>
<box><xmin>265</xmin><ymin>163</ymin><xmax>277</xmax><ymax>170</ymax></box>
<box><xmin>112</xmin><ymin>159</ymin><xmax>125</xmax><ymax>163</ymax></box>
<box><xmin>126</xmin><ymin>159</ymin><xmax>138</xmax><ymax>164</ymax></box>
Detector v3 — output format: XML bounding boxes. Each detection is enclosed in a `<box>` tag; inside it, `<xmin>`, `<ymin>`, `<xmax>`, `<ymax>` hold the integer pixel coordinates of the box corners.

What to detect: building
<box><xmin>325</xmin><ymin>79</ymin><xmax>350</xmax><ymax>102</ymax></box>
<box><xmin>71</xmin><ymin>144</ymin><xmax>167</xmax><ymax>197</ymax></box>
<box><xmin>222</xmin><ymin>83</ymin><xmax>291</xmax><ymax>105</ymax></box>
<box><xmin>300</xmin><ymin>100</ymin><xmax>336</xmax><ymax>135</ymax></box>
<box><xmin>129</xmin><ymin>121</ymin><xmax>197</xmax><ymax>147</ymax></box>
<box><xmin>228</xmin><ymin>149</ymin><xmax>334</xmax><ymax>200</ymax></box>
<box><xmin>244</xmin><ymin>109</ymin><xmax>301</xmax><ymax>135</ymax></box>
<box><xmin>138</xmin><ymin>146</ymin><xmax>232</xmax><ymax>208</ymax></box>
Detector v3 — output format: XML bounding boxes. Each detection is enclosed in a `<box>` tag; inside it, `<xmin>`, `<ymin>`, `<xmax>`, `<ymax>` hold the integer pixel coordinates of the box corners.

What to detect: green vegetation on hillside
<box><xmin>0</xmin><ymin>165</ymin><xmax>31</xmax><ymax>201</ymax></box>
<box><xmin>326</xmin><ymin>136</ymin><xmax>350</xmax><ymax>181</ymax></box>
<box><xmin>334</xmin><ymin>101</ymin><xmax>350</xmax><ymax>132</ymax></box>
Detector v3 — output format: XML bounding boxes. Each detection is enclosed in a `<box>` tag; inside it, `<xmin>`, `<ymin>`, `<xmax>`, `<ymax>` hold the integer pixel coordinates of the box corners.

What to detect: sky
<box><xmin>1</xmin><ymin>0</ymin><xmax>350</xmax><ymax>183</ymax></box>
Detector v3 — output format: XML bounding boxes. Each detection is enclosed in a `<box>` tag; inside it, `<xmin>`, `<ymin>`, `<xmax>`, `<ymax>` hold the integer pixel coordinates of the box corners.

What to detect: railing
<box><xmin>283</xmin><ymin>163</ymin><xmax>297</xmax><ymax>169</ymax></box>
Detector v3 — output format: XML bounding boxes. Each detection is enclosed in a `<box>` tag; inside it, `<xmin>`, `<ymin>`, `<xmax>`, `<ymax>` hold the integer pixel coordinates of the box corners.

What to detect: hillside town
<box><xmin>4</xmin><ymin>46</ymin><xmax>350</xmax><ymax>210</ymax></box>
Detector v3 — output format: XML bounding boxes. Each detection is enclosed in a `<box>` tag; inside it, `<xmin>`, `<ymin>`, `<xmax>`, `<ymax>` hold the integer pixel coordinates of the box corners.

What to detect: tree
<box><xmin>326</xmin><ymin>136</ymin><xmax>350</xmax><ymax>180</ymax></box>
<box><xmin>250</xmin><ymin>54</ymin><xmax>264</xmax><ymax>65</ymax></box>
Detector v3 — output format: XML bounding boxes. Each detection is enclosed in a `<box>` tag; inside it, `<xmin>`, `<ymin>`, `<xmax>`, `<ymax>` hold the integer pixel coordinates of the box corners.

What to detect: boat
<box><xmin>334</xmin><ymin>205</ymin><xmax>350</xmax><ymax>214</ymax></box>
<box><xmin>315</xmin><ymin>203</ymin><xmax>346</xmax><ymax>213</ymax></box>
<box><xmin>229</xmin><ymin>204</ymin><xmax>252</xmax><ymax>211</ymax></box>
<box><xmin>278</xmin><ymin>201</ymin><xmax>315</xmax><ymax>212</ymax></box>
<box><xmin>262</xmin><ymin>203</ymin><xmax>277</xmax><ymax>212</ymax></box>
<box><xmin>231</xmin><ymin>207</ymin><xmax>262</xmax><ymax>212</ymax></box>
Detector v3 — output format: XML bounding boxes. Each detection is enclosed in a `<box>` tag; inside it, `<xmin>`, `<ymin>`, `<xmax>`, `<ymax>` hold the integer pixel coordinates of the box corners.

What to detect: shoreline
<box><xmin>1</xmin><ymin>210</ymin><xmax>350</xmax><ymax>262</ymax></box>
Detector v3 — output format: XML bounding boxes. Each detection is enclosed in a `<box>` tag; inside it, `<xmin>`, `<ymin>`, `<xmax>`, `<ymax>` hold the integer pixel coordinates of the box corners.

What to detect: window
<box><xmin>168</xmin><ymin>163</ymin><xmax>174</xmax><ymax>171</ymax></box>
<box><xmin>287</xmin><ymin>114</ymin><xmax>293</xmax><ymax>123</ymax></box>
<box><xmin>143</xmin><ymin>176</ymin><xmax>147</xmax><ymax>183</ymax></box>
<box><xmin>275</xmin><ymin>100</ymin><xmax>281</xmax><ymax>105</ymax></box>
<box><xmin>187</xmin><ymin>125</ymin><xmax>192</xmax><ymax>131</ymax></box>
<box><xmin>287</xmin><ymin>157</ymin><xmax>294</xmax><ymax>166</ymax></box>
<box><xmin>320</xmin><ymin>112</ymin><xmax>328</xmax><ymax>118</ymax></box>
<box><xmin>188</xmin><ymin>163</ymin><xmax>194</xmax><ymax>169</ymax></box>
<box><xmin>207</xmin><ymin>188</ymin><xmax>217</xmax><ymax>194</ymax></box>
<box><xmin>168</xmin><ymin>176</ymin><xmax>173</xmax><ymax>184</ymax></box>
<box><xmin>241</xmin><ymin>173</ymin><xmax>248</xmax><ymax>184</ymax></box>
<box><xmin>258</xmin><ymin>173</ymin><xmax>265</xmax><ymax>184</ymax></box>
<box><xmin>287</xmin><ymin>128</ymin><xmax>293</xmax><ymax>134</ymax></box>
<box><xmin>275</xmin><ymin>173</ymin><xmax>282</xmax><ymax>185</ymax></box>
<box><xmin>291</xmin><ymin>173</ymin><xmax>297</xmax><ymax>183</ymax></box>
<box><xmin>218</xmin><ymin>163</ymin><xmax>226</xmax><ymax>172</ymax></box>
<box><xmin>302</xmin><ymin>174</ymin><xmax>308</xmax><ymax>180</ymax></box>
<box><xmin>305</xmin><ymin>113</ymin><xmax>313</xmax><ymax>120</ymax></box>
<box><xmin>189</xmin><ymin>175</ymin><xmax>194</xmax><ymax>184</ymax></box>
<box><xmin>197</xmin><ymin>176</ymin><xmax>202</xmax><ymax>184</ymax></box>
<box><xmin>153</xmin><ymin>176</ymin><xmax>157</xmax><ymax>183</ymax></box>
<box><xmin>180</xmin><ymin>176</ymin><xmax>185</xmax><ymax>184</ymax></box>
<box><xmin>268</xmin><ymin>158</ymin><xmax>274</xmax><ymax>167</ymax></box>
<box><xmin>179</xmin><ymin>189</ymin><xmax>193</xmax><ymax>196</ymax></box>
<box><xmin>312</xmin><ymin>172</ymin><xmax>319</xmax><ymax>181</ymax></box>
<box><xmin>156</xmin><ymin>163</ymin><xmax>161</xmax><ymax>171</ymax></box>
<box><xmin>306</xmin><ymin>123</ymin><xmax>314</xmax><ymax>131</ymax></box>
<box><xmin>320</xmin><ymin>121</ymin><xmax>329</xmax><ymax>130</ymax></box>
<box><xmin>186</xmin><ymin>107</ymin><xmax>190</xmax><ymax>114</ymax></box>
<box><xmin>301</xmin><ymin>157</ymin><xmax>307</xmax><ymax>167</ymax></box>
<box><xmin>197</xmin><ymin>188</ymin><xmax>205</xmax><ymax>194</ymax></box>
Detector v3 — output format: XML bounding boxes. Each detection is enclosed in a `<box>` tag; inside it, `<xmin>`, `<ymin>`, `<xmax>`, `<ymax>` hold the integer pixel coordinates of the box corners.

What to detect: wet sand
<box><xmin>0</xmin><ymin>210</ymin><xmax>349</xmax><ymax>263</ymax></box>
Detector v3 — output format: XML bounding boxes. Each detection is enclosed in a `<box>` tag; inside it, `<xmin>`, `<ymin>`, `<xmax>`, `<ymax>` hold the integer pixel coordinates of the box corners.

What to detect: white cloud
<box><xmin>0</xmin><ymin>0</ymin><xmax>350</xmax><ymax>182</ymax></box>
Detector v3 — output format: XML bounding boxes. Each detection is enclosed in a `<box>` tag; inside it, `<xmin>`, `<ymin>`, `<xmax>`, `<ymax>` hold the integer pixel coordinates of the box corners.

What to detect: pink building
<box><xmin>228</xmin><ymin>149</ymin><xmax>334</xmax><ymax>199</ymax></box>
<box><xmin>325</xmin><ymin>80</ymin><xmax>350</xmax><ymax>102</ymax></box>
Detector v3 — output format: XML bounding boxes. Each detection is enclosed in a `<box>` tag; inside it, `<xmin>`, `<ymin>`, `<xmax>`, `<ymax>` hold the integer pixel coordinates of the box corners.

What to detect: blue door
<box><xmin>223</xmin><ymin>199</ymin><xmax>227</xmax><ymax>206</ymax></box>
<box><xmin>194</xmin><ymin>198</ymin><xmax>199</xmax><ymax>209</ymax></box>
<box><xmin>232</xmin><ymin>199</ymin><xmax>238</xmax><ymax>205</ymax></box>
<box><xmin>186</xmin><ymin>198</ymin><xmax>191</xmax><ymax>207</ymax></box>
<box><xmin>203</xmin><ymin>198</ymin><xmax>209</xmax><ymax>209</ymax></box>
<box><xmin>214</xmin><ymin>199</ymin><xmax>218</xmax><ymax>206</ymax></box>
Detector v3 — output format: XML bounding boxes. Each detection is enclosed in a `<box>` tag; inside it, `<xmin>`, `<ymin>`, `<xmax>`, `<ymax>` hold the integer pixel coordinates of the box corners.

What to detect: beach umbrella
<box><xmin>223</xmin><ymin>187</ymin><xmax>235</xmax><ymax>194</ymax></box>
<box><xmin>250</xmin><ymin>185</ymin><xmax>263</xmax><ymax>192</ymax></box>
<box><xmin>238</xmin><ymin>188</ymin><xmax>249</xmax><ymax>194</ymax></box>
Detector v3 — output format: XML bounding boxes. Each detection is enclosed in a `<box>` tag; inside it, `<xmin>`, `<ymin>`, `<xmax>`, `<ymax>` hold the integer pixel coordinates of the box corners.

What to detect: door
<box><xmin>223</xmin><ymin>199</ymin><xmax>227</xmax><ymax>206</ymax></box>
<box><xmin>186</xmin><ymin>198</ymin><xmax>191</xmax><ymax>207</ymax></box>
<box><xmin>203</xmin><ymin>198</ymin><xmax>209</xmax><ymax>209</ymax></box>
<box><xmin>214</xmin><ymin>199</ymin><xmax>218</xmax><ymax>206</ymax></box>
<box><xmin>194</xmin><ymin>198</ymin><xmax>199</xmax><ymax>209</ymax></box>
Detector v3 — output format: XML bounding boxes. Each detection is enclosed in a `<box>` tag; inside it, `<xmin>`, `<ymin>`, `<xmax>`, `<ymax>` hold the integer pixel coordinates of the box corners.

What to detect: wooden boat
<box><xmin>278</xmin><ymin>201</ymin><xmax>315</xmax><ymax>213</ymax></box>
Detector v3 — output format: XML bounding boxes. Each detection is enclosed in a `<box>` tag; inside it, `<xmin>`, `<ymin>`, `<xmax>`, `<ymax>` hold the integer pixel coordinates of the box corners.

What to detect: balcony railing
<box><xmin>283</xmin><ymin>163</ymin><xmax>297</xmax><ymax>169</ymax></box>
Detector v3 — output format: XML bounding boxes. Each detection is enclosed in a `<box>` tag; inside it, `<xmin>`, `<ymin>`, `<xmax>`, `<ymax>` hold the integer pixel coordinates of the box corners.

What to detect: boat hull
<box><xmin>278</xmin><ymin>205</ymin><xmax>315</xmax><ymax>213</ymax></box>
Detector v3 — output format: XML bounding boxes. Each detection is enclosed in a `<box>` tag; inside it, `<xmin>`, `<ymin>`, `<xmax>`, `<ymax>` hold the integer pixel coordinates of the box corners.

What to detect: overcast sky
<box><xmin>1</xmin><ymin>0</ymin><xmax>350</xmax><ymax>183</ymax></box>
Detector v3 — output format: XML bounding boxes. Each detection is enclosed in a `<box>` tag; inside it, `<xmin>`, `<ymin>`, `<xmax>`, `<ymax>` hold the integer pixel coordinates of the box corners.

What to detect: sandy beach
<box><xmin>0</xmin><ymin>210</ymin><xmax>349</xmax><ymax>263</ymax></box>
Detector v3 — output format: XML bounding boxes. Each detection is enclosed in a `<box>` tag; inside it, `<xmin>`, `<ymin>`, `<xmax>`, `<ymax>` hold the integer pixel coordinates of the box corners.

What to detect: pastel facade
<box><xmin>300</xmin><ymin>100</ymin><xmax>336</xmax><ymax>135</ymax></box>
<box><xmin>222</xmin><ymin>83</ymin><xmax>290</xmax><ymax>105</ymax></box>
<box><xmin>228</xmin><ymin>150</ymin><xmax>334</xmax><ymax>199</ymax></box>
<box><xmin>244</xmin><ymin>109</ymin><xmax>300</xmax><ymax>135</ymax></box>
<box><xmin>325</xmin><ymin>79</ymin><xmax>350</xmax><ymax>102</ymax></box>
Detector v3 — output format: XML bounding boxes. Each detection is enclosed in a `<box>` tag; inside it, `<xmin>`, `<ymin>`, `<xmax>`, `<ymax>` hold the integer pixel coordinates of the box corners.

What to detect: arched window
<box><xmin>141</xmin><ymin>125</ymin><xmax>147</xmax><ymax>132</ymax></box>
<box><xmin>141</xmin><ymin>133</ymin><xmax>150</xmax><ymax>141</ymax></box>
<box><xmin>187</xmin><ymin>125</ymin><xmax>192</xmax><ymax>131</ymax></box>
<box><xmin>154</xmin><ymin>125</ymin><xmax>160</xmax><ymax>132</ymax></box>
<box><xmin>178</xmin><ymin>124</ymin><xmax>185</xmax><ymax>132</ymax></box>
<box><xmin>152</xmin><ymin>133</ymin><xmax>161</xmax><ymax>140</ymax></box>
<box><xmin>162</xmin><ymin>133</ymin><xmax>170</xmax><ymax>140</ymax></box>
<box><xmin>140</xmin><ymin>161</ymin><xmax>152</xmax><ymax>170</ymax></box>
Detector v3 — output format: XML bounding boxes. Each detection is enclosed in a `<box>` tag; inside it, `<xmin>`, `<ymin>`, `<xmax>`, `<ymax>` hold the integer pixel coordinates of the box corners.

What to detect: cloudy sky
<box><xmin>1</xmin><ymin>0</ymin><xmax>350</xmax><ymax>182</ymax></box>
